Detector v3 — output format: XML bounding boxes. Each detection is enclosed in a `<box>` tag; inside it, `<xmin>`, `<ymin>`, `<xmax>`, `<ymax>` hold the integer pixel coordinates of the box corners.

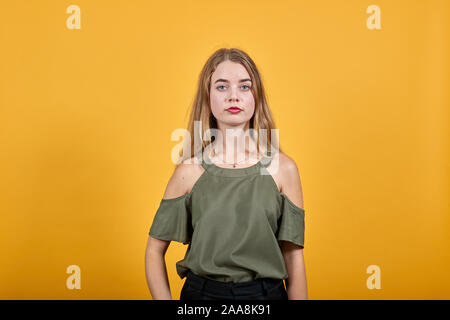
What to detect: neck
<box><xmin>210</xmin><ymin>124</ymin><xmax>261</xmax><ymax>164</ymax></box>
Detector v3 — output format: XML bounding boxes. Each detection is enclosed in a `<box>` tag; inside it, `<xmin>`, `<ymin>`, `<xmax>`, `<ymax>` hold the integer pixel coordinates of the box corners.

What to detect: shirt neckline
<box><xmin>199</xmin><ymin>152</ymin><xmax>272</xmax><ymax>177</ymax></box>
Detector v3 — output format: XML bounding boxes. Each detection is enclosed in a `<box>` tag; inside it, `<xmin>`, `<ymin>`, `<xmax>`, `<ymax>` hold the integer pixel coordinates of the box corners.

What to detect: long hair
<box><xmin>178</xmin><ymin>47</ymin><xmax>282</xmax><ymax>164</ymax></box>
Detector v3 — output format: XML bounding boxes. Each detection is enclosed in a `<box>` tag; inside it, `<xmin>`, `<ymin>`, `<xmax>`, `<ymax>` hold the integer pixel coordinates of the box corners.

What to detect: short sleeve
<box><xmin>148</xmin><ymin>194</ymin><xmax>192</xmax><ymax>245</ymax></box>
<box><xmin>276</xmin><ymin>193</ymin><xmax>305</xmax><ymax>248</ymax></box>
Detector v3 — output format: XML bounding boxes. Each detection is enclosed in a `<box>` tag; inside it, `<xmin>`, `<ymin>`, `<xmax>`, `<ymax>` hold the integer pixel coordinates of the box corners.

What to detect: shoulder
<box><xmin>276</xmin><ymin>152</ymin><xmax>304</xmax><ymax>209</ymax></box>
<box><xmin>278</xmin><ymin>152</ymin><xmax>299</xmax><ymax>175</ymax></box>
<box><xmin>270</xmin><ymin>151</ymin><xmax>300</xmax><ymax>181</ymax></box>
<box><xmin>162</xmin><ymin>156</ymin><xmax>205</xmax><ymax>199</ymax></box>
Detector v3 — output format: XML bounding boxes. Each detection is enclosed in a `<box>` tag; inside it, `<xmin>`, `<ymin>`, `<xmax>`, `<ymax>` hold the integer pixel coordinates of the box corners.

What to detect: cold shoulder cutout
<box><xmin>149</xmin><ymin>162</ymin><xmax>207</xmax><ymax>245</ymax></box>
<box><xmin>277</xmin><ymin>193</ymin><xmax>305</xmax><ymax>248</ymax></box>
<box><xmin>149</xmin><ymin>193</ymin><xmax>192</xmax><ymax>245</ymax></box>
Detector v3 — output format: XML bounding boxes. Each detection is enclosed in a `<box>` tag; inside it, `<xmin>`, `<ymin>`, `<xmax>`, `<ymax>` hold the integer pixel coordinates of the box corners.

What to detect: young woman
<box><xmin>145</xmin><ymin>48</ymin><xmax>307</xmax><ymax>300</ymax></box>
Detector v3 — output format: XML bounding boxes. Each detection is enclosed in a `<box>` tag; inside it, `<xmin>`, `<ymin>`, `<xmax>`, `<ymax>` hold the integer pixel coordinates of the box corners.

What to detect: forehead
<box><xmin>211</xmin><ymin>60</ymin><xmax>251</xmax><ymax>81</ymax></box>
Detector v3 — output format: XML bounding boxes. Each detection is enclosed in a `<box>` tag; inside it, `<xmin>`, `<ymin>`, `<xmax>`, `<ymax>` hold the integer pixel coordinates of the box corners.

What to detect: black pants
<box><xmin>180</xmin><ymin>270</ymin><xmax>289</xmax><ymax>300</ymax></box>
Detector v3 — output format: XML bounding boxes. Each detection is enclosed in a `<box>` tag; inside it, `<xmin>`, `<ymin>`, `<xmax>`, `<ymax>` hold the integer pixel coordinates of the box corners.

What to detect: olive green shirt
<box><xmin>148</xmin><ymin>151</ymin><xmax>305</xmax><ymax>283</ymax></box>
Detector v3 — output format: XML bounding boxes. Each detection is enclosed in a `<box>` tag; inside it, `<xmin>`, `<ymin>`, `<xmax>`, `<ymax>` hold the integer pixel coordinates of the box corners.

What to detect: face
<box><xmin>209</xmin><ymin>60</ymin><xmax>255</xmax><ymax>130</ymax></box>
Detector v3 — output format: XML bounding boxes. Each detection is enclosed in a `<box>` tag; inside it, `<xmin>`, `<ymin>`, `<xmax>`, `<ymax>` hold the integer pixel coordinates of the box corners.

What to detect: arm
<box><xmin>145</xmin><ymin>235</ymin><xmax>172</xmax><ymax>299</ymax></box>
<box><xmin>282</xmin><ymin>241</ymin><xmax>308</xmax><ymax>300</ymax></box>
<box><xmin>279</xmin><ymin>155</ymin><xmax>308</xmax><ymax>300</ymax></box>
<box><xmin>145</xmin><ymin>160</ymin><xmax>197</xmax><ymax>299</ymax></box>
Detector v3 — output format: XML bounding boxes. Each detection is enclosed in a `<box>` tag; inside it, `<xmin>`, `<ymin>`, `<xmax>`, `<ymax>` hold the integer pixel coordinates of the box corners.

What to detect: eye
<box><xmin>216</xmin><ymin>84</ymin><xmax>251</xmax><ymax>91</ymax></box>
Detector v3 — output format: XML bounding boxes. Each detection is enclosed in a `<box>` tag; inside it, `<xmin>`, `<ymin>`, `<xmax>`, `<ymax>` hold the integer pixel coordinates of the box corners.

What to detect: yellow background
<box><xmin>0</xmin><ymin>0</ymin><xmax>448</xmax><ymax>299</ymax></box>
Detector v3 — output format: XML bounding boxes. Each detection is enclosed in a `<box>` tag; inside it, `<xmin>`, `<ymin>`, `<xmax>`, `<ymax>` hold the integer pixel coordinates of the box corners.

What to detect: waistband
<box><xmin>185</xmin><ymin>270</ymin><xmax>285</xmax><ymax>298</ymax></box>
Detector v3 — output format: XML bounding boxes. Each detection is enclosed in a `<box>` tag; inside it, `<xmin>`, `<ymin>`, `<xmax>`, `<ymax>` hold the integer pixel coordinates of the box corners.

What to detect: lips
<box><xmin>226</xmin><ymin>106</ymin><xmax>242</xmax><ymax>114</ymax></box>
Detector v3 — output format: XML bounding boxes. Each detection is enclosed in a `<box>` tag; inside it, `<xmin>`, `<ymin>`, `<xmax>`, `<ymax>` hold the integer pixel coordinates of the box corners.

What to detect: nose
<box><xmin>227</xmin><ymin>85</ymin><xmax>240</xmax><ymax>102</ymax></box>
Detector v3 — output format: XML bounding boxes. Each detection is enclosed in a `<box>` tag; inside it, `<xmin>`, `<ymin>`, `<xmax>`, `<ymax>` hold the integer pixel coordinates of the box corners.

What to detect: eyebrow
<box><xmin>214</xmin><ymin>78</ymin><xmax>252</xmax><ymax>84</ymax></box>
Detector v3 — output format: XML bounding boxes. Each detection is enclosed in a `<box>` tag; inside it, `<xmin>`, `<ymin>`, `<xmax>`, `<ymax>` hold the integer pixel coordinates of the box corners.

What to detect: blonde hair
<box><xmin>178</xmin><ymin>47</ymin><xmax>282</xmax><ymax>164</ymax></box>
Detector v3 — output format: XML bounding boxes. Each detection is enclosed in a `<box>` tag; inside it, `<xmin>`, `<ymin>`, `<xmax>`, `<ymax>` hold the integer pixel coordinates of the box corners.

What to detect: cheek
<box><xmin>246</xmin><ymin>105</ymin><xmax>255</xmax><ymax>119</ymax></box>
<box><xmin>244</xmin><ymin>94</ymin><xmax>255</xmax><ymax>114</ymax></box>
<box><xmin>210</xmin><ymin>91</ymin><xmax>222</xmax><ymax>105</ymax></box>
<box><xmin>210</xmin><ymin>92</ymin><xmax>223</xmax><ymax>114</ymax></box>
